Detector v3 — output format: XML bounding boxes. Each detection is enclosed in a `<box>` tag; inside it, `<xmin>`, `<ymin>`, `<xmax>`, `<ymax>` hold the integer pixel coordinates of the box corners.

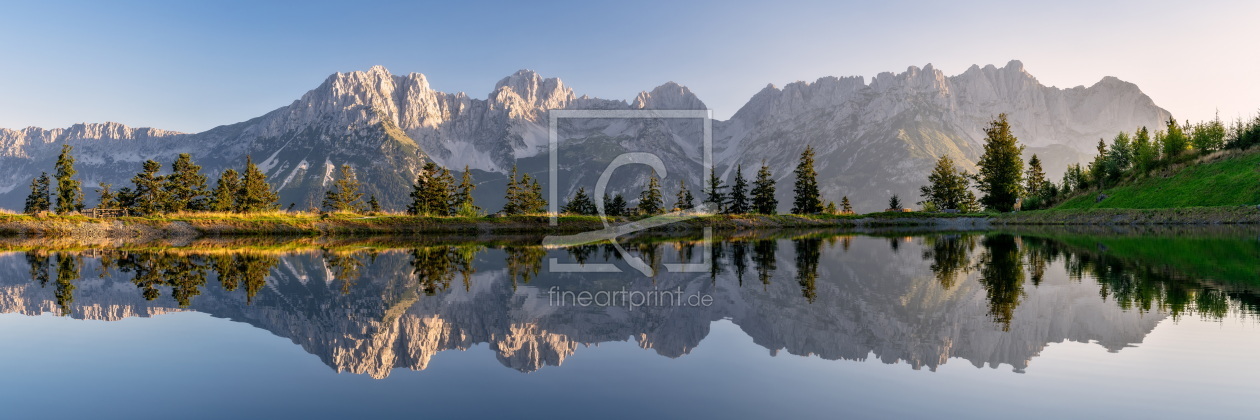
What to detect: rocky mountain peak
<box><xmin>487</xmin><ymin>70</ymin><xmax>574</xmax><ymax>120</ymax></box>
<box><xmin>631</xmin><ymin>81</ymin><xmax>706</xmax><ymax>110</ymax></box>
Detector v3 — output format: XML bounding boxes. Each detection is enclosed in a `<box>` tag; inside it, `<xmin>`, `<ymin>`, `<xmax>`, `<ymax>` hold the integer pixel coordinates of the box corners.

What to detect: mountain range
<box><xmin>0</xmin><ymin>61</ymin><xmax>1170</xmax><ymax>212</ymax></box>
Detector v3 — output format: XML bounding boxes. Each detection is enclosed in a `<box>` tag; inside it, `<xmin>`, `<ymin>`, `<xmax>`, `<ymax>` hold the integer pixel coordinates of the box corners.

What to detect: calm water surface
<box><xmin>1</xmin><ymin>228</ymin><xmax>1257</xmax><ymax>419</ymax></box>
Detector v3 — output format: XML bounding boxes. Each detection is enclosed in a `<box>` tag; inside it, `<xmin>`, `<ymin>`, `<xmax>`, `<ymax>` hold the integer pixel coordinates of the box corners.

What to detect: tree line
<box><xmin>24</xmin><ymin>144</ymin><xmax>865</xmax><ymax>217</ymax></box>
<box><xmin>24</xmin><ymin>146</ymin><xmax>280</xmax><ymax>215</ymax></box>
<box><xmin>918</xmin><ymin>111</ymin><xmax>1260</xmax><ymax>213</ymax></box>
<box><xmin>557</xmin><ymin>146</ymin><xmax>853</xmax><ymax>217</ymax></box>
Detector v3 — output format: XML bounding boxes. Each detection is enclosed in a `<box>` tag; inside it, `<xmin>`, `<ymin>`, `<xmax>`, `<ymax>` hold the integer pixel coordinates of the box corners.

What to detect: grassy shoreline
<box><xmin>2</xmin><ymin>205</ymin><xmax>1257</xmax><ymax>240</ymax></box>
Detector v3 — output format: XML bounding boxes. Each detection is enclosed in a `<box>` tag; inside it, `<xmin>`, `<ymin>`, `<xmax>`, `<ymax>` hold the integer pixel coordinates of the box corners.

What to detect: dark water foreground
<box><xmin>1</xmin><ymin>227</ymin><xmax>1258</xmax><ymax>419</ymax></box>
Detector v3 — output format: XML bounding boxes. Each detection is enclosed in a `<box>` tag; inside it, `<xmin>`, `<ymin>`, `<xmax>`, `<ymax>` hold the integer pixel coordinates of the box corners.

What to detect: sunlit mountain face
<box><xmin>3</xmin><ymin>228</ymin><xmax>1254</xmax><ymax>379</ymax></box>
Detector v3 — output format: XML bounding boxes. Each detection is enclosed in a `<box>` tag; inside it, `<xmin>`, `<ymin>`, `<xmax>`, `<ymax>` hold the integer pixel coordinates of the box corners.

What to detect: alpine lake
<box><xmin>1</xmin><ymin>225</ymin><xmax>1257</xmax><ymax>419</ymax></box>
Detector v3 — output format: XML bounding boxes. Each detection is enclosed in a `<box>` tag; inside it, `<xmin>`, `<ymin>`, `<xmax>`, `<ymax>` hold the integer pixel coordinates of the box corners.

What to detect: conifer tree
<box><xmin>728</xmin><ymin>165</ymin><xmax>749</xmax><ymax>214</ymax></box>
<box><xmin>1024</xmin><ymin>154</ymin><xmax>1047</xmax><ymax>200</ymax></box>
<box><xmin>116</xmin><ymin>187</ymin><xmax>137</xmax><ymax>211</ymax></box>
<box><xmin>501</xmin><ymin>165</ymin><xmax>523</xmax><ymax>215</ymax></box>
<box><xmin>888</xmin><ymin>194</ymin><xmax>902</xmax><ymax>210</ymax></box>
<box><xmin>131</xmin><ymin>160</ymin><xmax>166</xmax><ymax>215</ymax></box>
<box><xmin>237</xmin><ymin>156</ymin><xmax>279</xmax><ymax>213</ymax></box>
<box><xmin>975</xmin><ymin>114</ymin><xmax>1025</xmax><ymax>212</ymax></box>
<box><xmin>840</xmin><ymin>196</ymin><xmax>853</xmax><ymax>214</ymax></box>
<box><xmin>674</xmin><ymin>180</ymin><xmax>695</xmax><ymax>211</ymax></box>
<box><xmin>704</xmin><ymin>167</ymin><xmax>727</xmax><ymax>213</ymax></box>
<box><xmin>1191</xmin><ymin>113</ymin><xmax>1227</xmax><ymax>152</ymax></box>
<box><xmin>791</xmin><ymin>146</ymin><xmax>822</xmax><ymax>214</ymax></box>
<box><xmin>919</xmin><ymin>155</ymin><xmax>970</xmax><ymax>211</ymax></box>
<box><xmin>524</xmin><ymin>175</ymin><xmax>545</xmax><ymax>214</ymax></box>
<box><xmin>54</xmin><ymin>144</ymin><xmax>83</xmax><ymax>214</ymax></box>
<box><xmin>751</xmin><ymin>161</ymin><xmax>778</xmax><ymax>214</ymax></box>
<box><xmin>637</xmin><ymin>171</ymin><xmax>664</xmax><ymax>215</ymax></box>
<box><xmin>23</xmin><ymin>172</ymin><xmax>52</xmax><ymax>214</ymax></box>
<box><xmin>408</xmin><ymin>162</ymin><xmax>454</xmax><ymax>216</ymax></box>
<box><xmin>210</xmin><ymin>169</ymin><xmax>241</xmax><ymax>212</ymax></box>
<box><xmin>368</xmin><ymin>195</ymin><xmax>381</xmax><ymax>213</ymax></box>
<box><xmin>452</xmin><ymin>165</ymin><xmax>478</xmax><ymax>213</ymax></box>
<box><xmin>1161</xmin><ymin>117</ymin><xmax>1188</xmax><ymax>159</ymax></box>
<box><xmin>603</xmin><ymin>193</ymin><xmax>628</xmax><ymax>217</ymax></box>
<box><xmin>563</xmin><ymin>187</ymin><xmax>597</xmax><ymax>215</ymax></box>
<box><xmin>962</xmin><ymin>190</ymin><xmax>981</xmax><ymax>213</ymax></box>
<box><xmin>824</xmin><ymin>201</ymin><xmax>837</xmax><ymax>214</ymax></box>
<box><xmin>1133</xmin><ymin>126</ymin><xmax>1157</xmax><ymax>173</ymax></box>
<box><xmin>97</xmin><ymin>183</ymin><xmax>118</xmax><ymax>209</ymax></box>
<box><xmin>322</xmin><ymin>164</ymin><xmax>365</xmax><ymax>213</ymax></box>
<box><xmin>164</xmin><ymin>153</ymin><xmax>208</xmax><ymax>212</ymax></box>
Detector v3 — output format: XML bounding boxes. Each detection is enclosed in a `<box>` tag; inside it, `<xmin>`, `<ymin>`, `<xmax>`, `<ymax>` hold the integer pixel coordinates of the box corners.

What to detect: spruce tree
<box><xmin>452</xmin><ymin>165</ymin><xmax>478</xmax><ymax>213</ymax></box>
<box><xmin>1161</xmin><ymin>117</ymin><xmax>1188</xmax><ymax>159</ymax></box>
<box><xmin>501</xmin><ymin>165</ymin><xmax>522</xmax><ymax>215</ymax></box>
<box><xmin>840</xmin><ymin>196</ymin><xmax>853</xmax><ymax>214</ymax></box>
<box><xmin>563</xmin><ymin>187</ymin><xmax>597</xmax><ymax>215</ymax></box>
<box><xmin>524</xmin><ymin>175</ymin><xmax>545</xmax><ymax>214</ymax></box>
<box><xmin>1024</xmin><ymin>154</ymin><xmax>1047</xmax><ymax>200</ymax></box>
<box><xmin>407</xmin><ymin>164</ymin><xmax>434</xmax><ymax>215</ymax></box>
<box><xmin>164</xmin><ymin>153</ymin><xmax>208</xmax><ymax>212</ymax></box>
<box><xmin>975</xmin><ymin>114</ymin><xmax>1025</xmax><ymax>212</ymax></box>
<box><xmin>674</xmin><ymin>180</ymin><xmax>695</xmax><ymax>211</ymax></box>
<box><xmin>751</xmin><ymin>161</ymin><xmax>778</xmax><ymax>214</ymax></box>
<box><xmin>919</xmin><ymin>155</ymin><xmax>970</xmax><ymax>211</ymax></box>
<box><xmin>637</xmin><ymin>171</ymin><xmax>664</xmax><ymax>215</ymax></box>
<box><xmin>97</xmin><ymin>183</ymin><xmax>118</xmax><ymax>209</ymax></box>
<box><xmin>888</xmin><ymin>194</ymin><xmax>902</xmax><ymax>210</ymax></box>
<box><xmin>322</xmin><ymin>164</ymin><xmax>365</xmax><ymax>213</ymax></box>
<box><xmin>728</xmin><ymin>165</ymin><xmax>749</xmax><ymax>214</ymax></box>
<box><xmin>53</xmin><ymin>144</ymin><xmax>83</xmax><ymax>214</ymax></box>
<box><xmin>703</xmin><ymin>168</ymin><xmax>727</xmax><ymax>213</ymax></box>
<box><xmin>131</xmin><ymin>160</ymin><xmax>166</xmax><ymax>215</ymax></box>
<box><xmin>210</xmin><ymin>169</ymin><xmax>241</xmax><ymax>212</ymax></box>
<box><xmin>409</xmin><ymin>162</ymin><xmax>454</xmax><ymax>216</ymax></box>
<box><xmin>791</xmin><ymin>146</ymin><xmax>822</xmax><ymax>214</ymax></box>
<box><xmin>238</xmin><ymin>156</ymin><xmax>279</xmax><ymax>213</ymax></box>
<box><xmin>23</xmin><ymin>172</ymin><xmax>52</xmax><ymax>214</ymax></box>
<box><xmin>603</xmin><ymin>193</ymin><xmax>628</xmax><ymax>217</ymax></box>
<box><xmin>368</xmin><ymin>195</ymin><xmax>381</xmax><ymax>213</ymax></box>
<box><xmin>1133</xmin><ymin>126</ymin><xmax>1157</xmax><ymax>173</ymax></box>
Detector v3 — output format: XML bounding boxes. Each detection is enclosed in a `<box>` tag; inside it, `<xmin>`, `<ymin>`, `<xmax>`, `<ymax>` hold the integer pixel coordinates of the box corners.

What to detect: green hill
<box><xmin>1055</xmin><ymin>148</ymin><xmax>1260</xmax><ymax>209</ymax></box>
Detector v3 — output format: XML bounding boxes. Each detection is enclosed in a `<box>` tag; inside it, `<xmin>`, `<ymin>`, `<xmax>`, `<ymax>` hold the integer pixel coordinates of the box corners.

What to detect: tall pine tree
<box><xmin>210</xmin><ymin>169</ymin><xmax>241</xmax><ymax>212</ymax></box>
<box><xmin>703</xmin><ymin>168</ymin><xmax>727</xmax><ymax>213</ymax></box>
<box><xmin>563</xmin><ymin>187</ymin><xmax>597</xmax><ymax>215</ymax></box>
<box><xmin>23</xmin><ymin>172</ymin><xmax>52</xmax><ymax>214</ymax></box>
<box><xmin>54</xmin><ymin>144</ymin><xmax>83</xmax><ymax>214</ymax></box>
<box><xmin>791</xmin><ymin>146</ymin><xmax>822</xmax><ymax>214</ymax></box>
<box><xmin>919</xmin><ymin>155</ymin><xmax>971</xmax><ymax>211</ymax></box>
<box><xmin>840</xmin><ymin>196</ymin><xmax>853</xmax><ymax>214</ymax></box>
<box><xmin>1024</xmin><ymin>154</ymin><xmax>1047</xmax><ymax>200</ymax></box>
<box><xmin>674</xmin><ymin>180</ymin><xmax>695</xmax><ymax>211</ymax></box>
<box><xmin>131</xmin><ymin>160</ymin><xmax>166</xmax><ymax>215</ymax></box>
<box><xmin>975</xmin><ymin>114</ymin><xmax>1025</xmax><ymax>212</ymax></box>
<box><xmin>237</xmin><ymin>156</ymin><xmax>279</xmax><ymax>212</ymax></box>
<box><xmin>637</xmin><ymin>171</ymin><xmax>664</xmax><ymax>215</ymax></box>
<box><xmin>751</xmin><ymin>161</ymin><xmax>778</xmax><ymax>214</ymax></box>
<box><xmin>323</xmin><ymin>164</ymin><xmax>366</xmax><ymax>213</ymax></box>
<box><xmin>728</xmin><ymin>165</ymin><xmax>749</xmax><ymax>214</ymax></box>
<box><xmin>164</xmin><ymin>153</ymin><xmax>209</xmax><ymax>212</ymax></box>
<box><xmin>96</xmin><ymin>183</ymin><xmax>118</xmax><ymax>209</ymax></box>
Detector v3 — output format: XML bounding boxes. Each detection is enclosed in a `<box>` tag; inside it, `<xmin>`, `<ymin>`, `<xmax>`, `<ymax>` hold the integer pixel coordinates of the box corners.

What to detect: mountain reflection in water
<box><xmin>2</xmin><ymin>229</ymin><xmax>1256</xmax><ymax>378</ymax></box>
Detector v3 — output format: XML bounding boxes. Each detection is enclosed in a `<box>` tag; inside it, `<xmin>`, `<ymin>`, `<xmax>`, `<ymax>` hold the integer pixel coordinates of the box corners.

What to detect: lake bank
<box><xmin>2</xmin><ymin>205</ymin><xmax>1257</xmax><ymax>241</ymax></box>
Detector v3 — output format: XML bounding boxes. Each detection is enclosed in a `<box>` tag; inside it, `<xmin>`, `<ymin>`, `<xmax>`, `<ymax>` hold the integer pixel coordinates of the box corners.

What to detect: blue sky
<box><xmin>1</xmin><ymin>0</ymin><xmax>1257</xmax><ymax>133</ymax></box>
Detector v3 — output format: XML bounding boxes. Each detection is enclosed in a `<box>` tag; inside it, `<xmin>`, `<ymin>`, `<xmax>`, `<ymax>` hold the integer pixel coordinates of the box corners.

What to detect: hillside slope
<box><xmin>1055</xmin><ymin>148</ymin><xmax>1260</xmax><ymax>209</ymax></box>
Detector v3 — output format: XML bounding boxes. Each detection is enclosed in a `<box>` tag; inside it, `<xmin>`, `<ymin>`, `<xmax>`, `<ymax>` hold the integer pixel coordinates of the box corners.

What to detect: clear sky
<box><xmin>1</xmin><ymin>0</ymin><xmax>1257</xmax><ymax>133</ymax></box>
